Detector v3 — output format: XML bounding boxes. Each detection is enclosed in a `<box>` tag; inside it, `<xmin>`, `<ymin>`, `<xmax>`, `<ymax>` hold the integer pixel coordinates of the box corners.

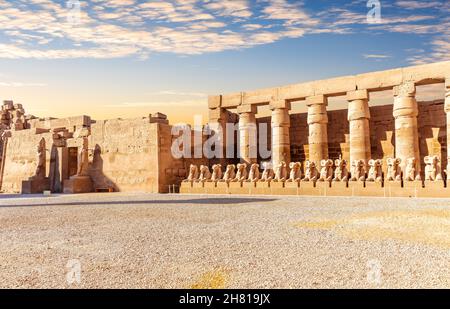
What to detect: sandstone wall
<box><xmin>88</xmin><ymin>118</ymin><xmax>160</xmax><ymax>193</ymax></box>
<box><xmin>0</xmin><ymin>130</ymin><xmax>54</xmax><ymax>193</ymax></box>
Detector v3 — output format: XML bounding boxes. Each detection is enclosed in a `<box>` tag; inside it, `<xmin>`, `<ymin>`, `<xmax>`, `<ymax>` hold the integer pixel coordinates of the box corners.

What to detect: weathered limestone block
<box><xmin>63</xmin><ymin>176</ymin><xmax>93</xmax><ymax>194</ymax></box>
<box><xmin>221</xmin><ymin>92</ymin><xmax>242</xmax><ymax>108</ymax></box>
<box><xmin>356</xmin><ymin>68</ymin><xmax>403</xmax><ymax>91</ymax></box>
<box><xmin>393</xmin><ymin>82</ymin><xmax>420</xmax><ymax>174</ymax></box>
<box><xmin>306</xmin><ymin>95</ymin><xmax>328</xmax><ymax>163</ymax></box>
<box><xmin>270</xmin><ymin>100</ymin><xmax>291</xmax><ymax>166</ymax></box>
<box><xmin>298</xmin><ymin>181</ymin><xmax>320</xmax><ymax>196</ymax></box>
<box><xmin>243</xmin><ymin>88</ymin><xmax>274</xmax><ymax>105</ymax></box>
<box><xmin>208</xmin><ymin>95</ymin><xmax>222</xmax><ymax>109</ymax></box>
<box><xmin>347</xmin><ymin>90</ymin><xmax>371</xmax><ymax>164</ymax></box>
<box><xmin>237</xmin><ymin>105</ymin><xmax>257</xmax><ymax>165</ymax></box>
<box><xmin>328</xmin><ymin>181</ymin><xmax>351</xmax><ymax>197</ymax></box>
<box><xmin>21</xmin><ymin>177</ymin><xmax>50</xmax><ymax>194</ymax></box>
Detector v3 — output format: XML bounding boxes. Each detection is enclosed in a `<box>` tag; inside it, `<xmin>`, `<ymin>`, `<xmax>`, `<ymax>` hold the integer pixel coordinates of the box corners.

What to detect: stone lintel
<box><xmin>269</xmin><ymin>100</ymin><xmax>291</xmax><ymax>111</ymax></box>
<box><xmin>221</xmin><ymin>92</ymin><xmax>243</xmax><ymax>108</ymax></box>
<box><xmin>208</xmin><ymin>107</ymin><xmax>227</xmax><ymax>122</ymax></box>
<box><xmin>393</xmin><ymin>82</ymin><xmax>416</xmax><ymax>97</ymax></box>
<box><xmin>346</xmin><ymin>89</ymin><xmax>369</xmax><ymax>101</ymax></box>
<box><xmin>242</xmin><ymin>89</ymin><xmax>274</xmax><ymax>105</ymax></box>
<box><xmin>306</xmin><ymin>95</ymin><xmax>328</xmax><ymax>106</ymax></box>
<box><xmin>208</xmin><ymin>95</ymin><xmax>222</xmax><ymax>109</ymax></box>
<box><xmin>237</xmin><ymin>104</ymin><xmax>257</xmax><ymax>115</ymax></box>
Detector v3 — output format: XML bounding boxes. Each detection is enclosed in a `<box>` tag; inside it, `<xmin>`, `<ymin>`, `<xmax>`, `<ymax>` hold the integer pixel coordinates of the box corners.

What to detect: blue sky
<box><xmin>0</xmin><ymin>0</ymin><xmax>448</xmax><ymax>121</ymax></box>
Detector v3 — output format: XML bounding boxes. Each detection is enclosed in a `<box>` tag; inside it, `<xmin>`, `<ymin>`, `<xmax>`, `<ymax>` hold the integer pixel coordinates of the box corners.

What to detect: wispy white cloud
<box><xmin>395</xmin><ymin>1</ymin><xmax>444</xmax><ymax>10</ymax></box>
<box><xmin>0</xmin><ymin>0</ymin><xmax>446</xmax><ymax>64</ymax></box>
<box><xmin>0</xmin><ymin>81</ymin><xmax>47</xmax><ymax>87</ymax></box>
<box><xmin>363</xmin><ymin>54</ymin><xmax>391</xmax><ymax>59</ymax></box>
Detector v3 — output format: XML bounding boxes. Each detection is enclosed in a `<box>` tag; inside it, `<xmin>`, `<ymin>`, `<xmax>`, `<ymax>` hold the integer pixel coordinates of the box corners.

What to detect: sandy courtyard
<box><xmin>0</xmin><ymin>193</ymin><xmax>449</xmax><ymax>289</ymax></box>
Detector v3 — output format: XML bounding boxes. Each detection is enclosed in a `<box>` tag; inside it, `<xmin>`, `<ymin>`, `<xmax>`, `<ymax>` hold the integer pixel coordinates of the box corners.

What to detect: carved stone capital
<box><xmin>393</xmin><ymin>82</ymin><xmax>416</xmax><ymax>97</ymax></box>
<box><xmin>269</xmin><ymin>99</ymin><xmax>291</xmax><ymax>111</ymax></box>
<box><xmin>346</xmin><ymin>89</ymin><xmax>369</xmax><ymax>102</ymax></box>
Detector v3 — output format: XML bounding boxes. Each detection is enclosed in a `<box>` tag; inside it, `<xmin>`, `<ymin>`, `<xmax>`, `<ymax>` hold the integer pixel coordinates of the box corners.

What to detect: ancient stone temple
<box><xmin>0</xmin><ymin>60</ymin><xmax>449</xmax><ymax>197</ymax></box>
<box><xmin>182</xmin><ymin>61</ymin><xmax>450</xmax><ymax>198</ymax></box>
<box><xmin>0</xmin><ymin>109</ymin><xmax>204</xmax><ymax>194</ymax></box>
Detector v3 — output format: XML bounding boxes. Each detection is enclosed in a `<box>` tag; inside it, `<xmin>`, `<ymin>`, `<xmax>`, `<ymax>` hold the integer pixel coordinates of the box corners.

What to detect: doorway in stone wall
<box><xmin>68</xmin><ymin>147</ymin><xmax>78</xmax><ymax>177</ymax></box>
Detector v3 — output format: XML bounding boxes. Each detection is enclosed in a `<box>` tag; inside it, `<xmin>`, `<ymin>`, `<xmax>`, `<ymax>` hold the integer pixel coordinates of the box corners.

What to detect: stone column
<box><xmin>237</xmin><ymin>105</ymin><xmax>257</xmax><ymax>165</ymax></box>
<box><xmin>306</xmin><ymin>95</ymin><xmax>329</xmax><ymax>163</ymax></box>
<box><xmin>208</xmin><ymin>102</ymin><xmax>228</xmax><ymax>164</ymax></box>
<box><xmin>347</xmin><ymin>90</ymin><xmax>371</xmax><ymax>164</ymax></box>
<box><xmin>445</xmin><ymin>79</ymin><xmax>450</xmax><ymax>179</ymax></box>
<box><xmin>270</xmin><ymin>100</ymin><xmax>291</xmax><ymax>166</ymax></box>
<box><xmin>393</xmin><ymin>82</ymin><xmax>420</xmax><ymax>173</ymax></box>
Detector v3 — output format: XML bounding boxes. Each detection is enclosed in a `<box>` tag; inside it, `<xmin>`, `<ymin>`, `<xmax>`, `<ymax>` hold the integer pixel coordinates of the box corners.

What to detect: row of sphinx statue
<box><xmin>183</xmin><ymin>156</ymin><xmax>447</xmax><ymax>183</ymax></box>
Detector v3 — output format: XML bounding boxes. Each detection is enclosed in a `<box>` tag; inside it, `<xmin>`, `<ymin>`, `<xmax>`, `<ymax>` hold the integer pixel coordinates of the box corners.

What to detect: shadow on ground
<box><xmin>0</xmin><ymin>197</ymin><xmax>278</xmax><ymax>208</ymax></box>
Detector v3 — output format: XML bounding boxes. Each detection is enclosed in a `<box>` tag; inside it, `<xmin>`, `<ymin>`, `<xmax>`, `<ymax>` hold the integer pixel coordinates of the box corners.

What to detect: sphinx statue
<box><xmin>273</xmin><ymin>161</ymin><xmax>287</xmax><ymax>182</ymax></box>
<box><xmin>318</xmin><ymin>159</ymin><xmax>334</xmax><ymax>182</ymax></box>
<box><xmin>247</xmin><ymin>163</ymin><xmax>260</xmax><ymax>182</ymax></box>
<box><xmin>404</xmin><ymin>158</ymin><xmax>422</xmax><ymax>182</ymax></box>
<box><xmin>366</xmin><ymin>159</ymin><xmax>383</xmax><ymax>182</ymax></box>
<box><xmin>198</xmin><ymin>165</ymin><xmax>212</xmax><ymax>182</ymax></box>
<box><xmin>184</xmin><ymin>164</ymin><xmax>199</xmax><ymax>182</ymax></box>
<box><xmin>424</xmin><ymin>156</ymin><xmax>443</xmax><ymax>181</ymax></box>
<box><xmin>211</xmin><ymin>164</ymin><xmax>223</xmax><ymax>182</ymax></box>
<box><xmin>287</xmin><ymin>162</ymin><xmax>302</xmax><ymax>182</ymax></box>
<box><xmin>350</xmin><ymin>159</ymin><xmax>366</xmax><ymax>182</ymax></box>
<box><xmin>222</xmin><ymin>164</ymin><xmax>236</xmax><ymax>182</ymax></box>
<box><xmin>302</xmin><ymin>161</ymin><xmax>318</xmax><ymax>182</ymax></box>
<box><xmin>333</xmin><ymin>158</ymin><xmax>349</xmax><ymax>182</ymax></box>
<box><xmin>234</xmin><ymin>163</ymin><xmax>248</xmax><ymax>182</ymax></box>
<box><xmin>386</xmin><ymin>158</ymin><xmax>402</xmax><ymax>181</ymax></box>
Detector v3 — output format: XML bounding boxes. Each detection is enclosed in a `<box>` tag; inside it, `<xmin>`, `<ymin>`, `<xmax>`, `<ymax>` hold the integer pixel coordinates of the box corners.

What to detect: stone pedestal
<box><xmin>393</xmin><ymin>83</ymin><xmax>420</xmax><ymax>175</ymax></box>
<box><xmin>418</xmin><ymin>181</ymin><xmax>447</xmax><ymax>198</ymax></box>
<box><xmin>191</xmin><ymin>182</ymin><xmax>205</xmax><ymax>194</ymax></box>
<box><xmin>347</xmin><ymin>90</ymin><xmax>371</xmax><ymax>164</ymax></box>
<box><xmin>348</xmin><ymin>181</ymin><xmax>365</xmax><ymax>196</ymax></box>
<box><xmin>204</xmin><ymin>182</ymin><xmax>217</xmax><ymax>194</ymax></box>
<box><xmin>253</xmin><ymin>181</ymin><xmax>271</xmax><ymax>195</ymax></box>
<box><xmin>306</xmin><ymin>95</ymin><xmax>328</xmax><ymax>163</ymax></box>
<box><xmin>384</xmin><ymin>181</ymin><xmax>404</xmax><ymax>197</ymax></box>
<box><xmin>180</xmin><ymin>181</ymin><xmax>193</xmax><ymax>194</ymax></box>
<box><xmin>284</xmin><ymin>181</ymin><xmax>299</xmax><ymax>195</ymax></box>
<box><xmin>21</xmin><ymin>177</ymin><xmax>50</xmax><ymax>194</ymax></box>
<box><xmin>215</xmin><ymin>181</ymin><xmax>229</xmax><ymax>194</ymax></box>
<box><xmin>270</xmin><ymin>100</ymin><xmax>291</xmax><ymax>166</ymax></box>
<box><xmin>229</xmin><ymin>181</ymin><xmax>249</xmax><ymax>194</ymax></box>
<box><xmin>299</xmin><ymin>181</ymin><xmax>320</xmax><ymax>196</ymax></box>
<box><xmin>364</xmin><ymin>182</ymin><xmax>384</xmax><ymax>197</ymax></box>
<box><xmin>237</xmin><ymin>105</ymin><xmax>258</xmax><ymax>165</ymax></box>
<box><xmin>328</xmin><ymin>181</ymin><xmax>350</xmax><ymax>197</ymax></box>
<box><xmin>403</xmin><ymin>181</ymin><xmax>422</xmax><ymax>198</ymax></box>
<box><xmin>63</xmin><ymin>176</ymin><xmax>93</xmax><ymax>194</ymax></box>
<box><xmin>316</xmin><ymin>181</ymin><xmax>331</xmax><ymax>196</ymax></box>
<box><xmin>270</xmin><ymin>181</ymin><xmax>285</xmax><ymax>195</ymax></box>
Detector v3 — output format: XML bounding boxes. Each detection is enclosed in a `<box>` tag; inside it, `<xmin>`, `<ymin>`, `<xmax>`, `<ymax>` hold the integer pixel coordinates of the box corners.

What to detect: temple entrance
<box><xmin>68</xmin><ymin>147</ymin><xmax>78</xmax><ymax>177</ymax></box>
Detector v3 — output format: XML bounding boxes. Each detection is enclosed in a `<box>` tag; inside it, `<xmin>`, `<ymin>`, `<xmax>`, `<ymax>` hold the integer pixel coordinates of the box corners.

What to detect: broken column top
<box><xmin>149</xmin><ymin>112</ymin><xmax>169</xmax><ymax>124</ymax></box>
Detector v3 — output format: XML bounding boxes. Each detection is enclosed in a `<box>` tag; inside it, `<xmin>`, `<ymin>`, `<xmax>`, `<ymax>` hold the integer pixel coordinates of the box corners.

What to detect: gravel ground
<box><xmin>0</xmin><ymin>192</ymin><xmax>449</xmax><ymax>289</ymax></box>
